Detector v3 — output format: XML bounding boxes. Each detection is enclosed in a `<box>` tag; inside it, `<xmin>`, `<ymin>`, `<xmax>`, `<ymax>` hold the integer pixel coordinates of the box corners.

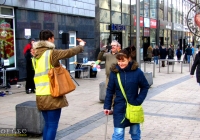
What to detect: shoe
<box><xmin>31</xmin><ymin>89</ymin><xmax>35</xmax><ymax>93</ymax></box>
<box><xmin>0</xmin><ymin>92</ymin><xmax>5</xmax><ymax>97</ymax></box>
<box><xmin>26</xmin><ymin>90</ymin><xmax>29</xmax><ymax>94</ymax></box>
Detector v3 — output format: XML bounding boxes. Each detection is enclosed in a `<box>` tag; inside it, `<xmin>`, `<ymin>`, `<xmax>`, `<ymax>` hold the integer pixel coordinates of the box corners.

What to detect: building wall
<box><xmin>3</xmin><ymin>0</ymin><xmax>95</xmax><ymax>17</ymax></box>
<box><xmin>15</xmin><ymin>9</ymin><xmax>95</xmax><ymax>79</ymax></box>
<box><xmin>0</xmin><ymin>0</ymin><xmax>96</xmax><ymax>79</ymax></box>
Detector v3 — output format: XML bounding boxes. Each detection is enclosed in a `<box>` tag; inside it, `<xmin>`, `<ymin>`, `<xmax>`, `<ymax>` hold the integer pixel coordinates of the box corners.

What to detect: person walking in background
<box><xmin>152</xmin><ymin>45</ymin><xmax>160</xmax><ymax>64</ymax></box>
<box><xmin>147</xmin><ymin>45</ymin><xmax>153</xmax><ymax>62</ymax></box>
<box><xmin>167</xmin><ymin>45</ymin><xmax>174</xmax><ymax>65</ymax></box>
<box><xmin>191</xmin><ymin>46</ymin><xmax>195</xmax><ymax>60</ymax></box>
<box><xmin>97</xmin><ymin>40</ymin><xmax>121</xmax><ymax>87</ymax></box>
<box><xmin>160</xmin><ymin>45</ymin><xmax>167</xmax><ymax>67</ymax></box>
<box><xmin>190</xmin><ymin>47</ymin><xmax>200</xmax><ymax>85</ymax></box>
<box><xmin>23</xmin><ymin>38</ymin><xmax>36</xmax><ymax>94</ymax></box>
<box><xmin>104</xmin><ymin>49</ymin><xmax>149</xmax><ymax>140</ymax></box>
<box><xmin>185</xmin><ymin>46</ymin><xmax>192</xmax><ymax>64</ymax></box>
<box><xmin>32</xmin><ymin>30</ymin><xmax>85</xmax><ymax>140</ymax></box>
<box><xmin>96</xmin><ymin>40</ymin><xmax>121</xmax><ymax>114</ymax></box>
<box><xmin>176</xmin><ymin>48</ymin><xmax>182</xmax><ymax>61</ymax></box>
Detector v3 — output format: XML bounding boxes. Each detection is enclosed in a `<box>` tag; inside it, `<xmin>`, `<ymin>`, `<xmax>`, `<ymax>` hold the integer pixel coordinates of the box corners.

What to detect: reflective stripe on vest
<box><xmin>33</xmin><ymin>50</ymin><xmax>52</xmax><ymax>96</ymax></box>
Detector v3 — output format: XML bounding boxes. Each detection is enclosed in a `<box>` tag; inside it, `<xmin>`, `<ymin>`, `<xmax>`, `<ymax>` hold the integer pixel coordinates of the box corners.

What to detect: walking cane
<box><xmin>104</xmin><ymin>110</ymin><xmax>109</xmax><ymax>140</ymax></box>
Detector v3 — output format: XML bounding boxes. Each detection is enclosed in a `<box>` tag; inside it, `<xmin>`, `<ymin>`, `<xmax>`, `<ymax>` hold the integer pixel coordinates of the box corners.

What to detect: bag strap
<box><xmin>116</xmin><ymin>73</ymin><xmax>128</xmax><ymax>103</ymax></box>
<box><xmin>49</xmin><ymin>50</ymin><xmax>53</xmax><ymax>69</ymax></box>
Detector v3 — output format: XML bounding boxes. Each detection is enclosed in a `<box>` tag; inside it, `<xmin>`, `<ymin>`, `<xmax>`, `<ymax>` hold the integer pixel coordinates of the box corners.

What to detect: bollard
<box><xmin>189</xmin><ymin>62</ymin><xmax>191</xmax><ymax>72</ymax></box>
<box><xmin>144</xmin><ymin>62</ymin><xmax>146</xmax><ymax>72</ymax></box>
<box><xmin>181</xmin><ymin>62</ymin><xmax>183</xmax><ymax>73</ymax></box>
<box><xmin>153</xmin><ymin>62</ymin><xmax>155</xmax><ymax>78</ymax></box>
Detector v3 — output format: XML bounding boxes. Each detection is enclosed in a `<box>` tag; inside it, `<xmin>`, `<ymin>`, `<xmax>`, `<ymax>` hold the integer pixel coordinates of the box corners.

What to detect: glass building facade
<box><xmin>95</xmin><ymin>0</ymin><xmax>196</xmax><ymax>60</ymax></box>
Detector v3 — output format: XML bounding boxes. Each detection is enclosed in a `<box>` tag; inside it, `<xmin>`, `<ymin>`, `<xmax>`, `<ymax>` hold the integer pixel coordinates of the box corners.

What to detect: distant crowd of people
<box><xmin>146</xmin><ymin>44</ymin><xmax>196</xmax><ymax>67</ymax></box>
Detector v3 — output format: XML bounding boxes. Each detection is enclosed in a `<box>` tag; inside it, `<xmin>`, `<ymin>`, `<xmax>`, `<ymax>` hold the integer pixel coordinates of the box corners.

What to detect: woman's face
<box><xmin>117</xmin><ymin>57</ymin><xmax>130</xmax><ymax>69</ymax></box>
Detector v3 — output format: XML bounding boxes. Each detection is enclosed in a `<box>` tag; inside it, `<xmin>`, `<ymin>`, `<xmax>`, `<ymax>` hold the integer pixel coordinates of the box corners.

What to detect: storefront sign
<box><xmin>25</xmin><ymin>29</ymin><xmax>31</xmax><ymax>36</ymax></box>
<box><xmin>111</xmin><ymin>24</ymin><xmax>125</xmax><ymax>31</ymax></box>
<box><xmin>144</xmin><ymin>28</ymin><xmax>150</xmax><ymax>36</ymax></box>
<box><xmin>160</xmin><ymin>20</ymin><xmax>172</xmax><ymax>30</ymax></box>
<box><xmin>187</xmin><ymin>3</ymin><xmax>200</xmax><ymax>37</ymax></box>
<box><xmin>133</xmin><ymin>16</ymin><xmax>144</xmax><ymax>27</ymax></box>
<box><xmin>150</xmin><ymin>19</ymin><xmax>157</xmax><ymax>28</ymax></box>
<box><xmin>144</xmin><ymin>18</ymin><xmax>150</xmax><ymax>27</ymax></box>
<box><xmin>173</xmin><ymin>23</ymin><xmax>184</xmax><ymax>31</ymax></box>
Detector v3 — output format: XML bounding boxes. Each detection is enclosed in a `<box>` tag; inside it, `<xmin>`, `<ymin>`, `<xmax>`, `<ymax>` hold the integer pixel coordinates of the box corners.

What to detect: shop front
<box><xmin>172</xmin><ymin>23</ymin><xmax>184</xmax><ymax>51</ymax></box>
<box><xmin>0</xmin><ymin>6</ymin><xmax>18</xmax><ymax>82</ymax></box>
<box><xmin>159</xmin><ymin>19</ymin><xmax>172</xmax><ymax>48</ymax></box>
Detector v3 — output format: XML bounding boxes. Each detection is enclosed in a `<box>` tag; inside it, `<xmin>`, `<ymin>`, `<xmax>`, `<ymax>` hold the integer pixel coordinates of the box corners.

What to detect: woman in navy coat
<box><xmin>191</xmin><ymin>47</ymin><xmax>200</xmax><ymax>84</ymax></box>
<box><xmin>104</xmin><ymin>49</ymin><xmax>149</xmax><ymax>140</ymax></box>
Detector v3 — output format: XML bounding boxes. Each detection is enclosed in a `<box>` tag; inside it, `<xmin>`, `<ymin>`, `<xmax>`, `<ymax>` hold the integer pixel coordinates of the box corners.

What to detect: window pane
<box><xmin>111</xmin><ymin>11</ymin><xmax>121</xmax><ymax>24</ymax></box>
<box><xmin>122</xmin><ymin>13</ymin><xmax>130</xmax><ymax>25</ymax></box>
<box><xmin>99</xmin><ymin>0</ymin><xmax>110</xmax><ymax>10</ymax></box>
<box><xmin>100</xmin><ymin>9</ymin><xmax>110</xmax><ymax>23</ymax></box>
<box><xmin>122</xmin><ymin>0</ymin><xmax>130</xmax><ymax>14</ymax></box>
<box><xmin>144</xmin><ymin>0</ymin><xmax>149</xmax><ymax>18</ymax></box>
<box><xmin>168</xmin><ymin>0</ymin><xmax>172</xmax><ymax>22</ymax></box>
<box><xmin>100</xmin><ymin>23</ymin><xmax>110</xmax><ymax>32</ymax></box>
<box><xmin>1</xmin><ymin>7</ymin><xmax>13</xmax><ymax>16</ymax></box>
<box><xmin>131</xmin><ymin>0</ymin><xmax>136</xmax><ymax>15</ymax></box>
<box><xmin>100</xmin><ymin>32</ymin><xmax>110</xmax><ymax>47</ymax></box>
<box><xmin>0</xmin><ymin>18</ymin><xmax>15</xmax><ymax>68</ymax></box>
<box><xmin>70</xmin><ymin>37</ymin><xmax>74</xmax><ymax>44</ymax></box>
<box><xmin>111</xmin><ymin>0</ymin><xmax>121</xmax><ymax>12</ymax></box>
<box><xmin>150</xmin><ymin>0</ymin><xmax>157</xmax><ymax>19</ymax></box>
<box><xmin>159</xmin><ymin>0</ymin><xmax>164</xmax><ymax>19</ymax></box>
<box><xmin>140</xmin><ymin>0</ymin><xmax>144</xmax><ymax>17</ymax></box>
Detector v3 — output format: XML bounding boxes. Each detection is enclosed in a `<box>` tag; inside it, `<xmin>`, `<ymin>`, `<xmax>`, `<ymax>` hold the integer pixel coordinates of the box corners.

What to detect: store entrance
<box><xmin>179</xmin><ymin>39</ymin><xmax>183</xmax><ymax>50</ymax></box>
<box><xmin>111</xmin><ymin>32</ymin><xmax>122</xmax><ymax>47</ymax></box>
<box><xmin>143</xmin><ymin>37</ymin><xmax>150</xmax><ymax>61</ymax></box>
<box><xmin>159</xmin><ymin>37</ymin><xmax>164</xmax><ymax>47</ymax></box>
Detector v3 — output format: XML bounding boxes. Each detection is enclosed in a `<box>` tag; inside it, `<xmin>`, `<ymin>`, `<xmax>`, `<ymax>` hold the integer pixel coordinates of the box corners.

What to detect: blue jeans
<box><xmin>112</xmin><ymin>124</ymin><xmax>141</xmax><ymax>140</ymax></box>
<box><xmin>42</xmin><ymin>108</ymin><xmax>61</xmax><ymax>140</ymax></box>
<box><xmin>187</xmin><ymin>55</ymin><xmax>191</xmax><ymax>63</ymax></box>
<box><xmin>153</xmin><ymin>56</ymin><xmax>159</xmax><ymax>64</ymax></box>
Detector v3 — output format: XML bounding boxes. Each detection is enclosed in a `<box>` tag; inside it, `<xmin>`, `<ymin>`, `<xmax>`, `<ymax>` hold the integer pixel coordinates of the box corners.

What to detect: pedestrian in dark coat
<box><xmin>160</xmin><ymin>45</ymin><xmax>167</xmax><ymax>67</ymax></box>
<box><xmin>190</xmin><ymin>48</ymin><xmax>200</xmax><ymax>84</ymax></box>
<box><xmin>104</xmin><ymin>49</ymin><xmax>149</xmax><ymax>140</ymax></box>
<box><xmin>186</xmin><ymin>46</ymin><xmax>192</xmax><ymax>63</ymax></box>
<box><xmin>23</xmin><ymin>38</ymin><xmax>36</xmax><ymax>94</ymax></box>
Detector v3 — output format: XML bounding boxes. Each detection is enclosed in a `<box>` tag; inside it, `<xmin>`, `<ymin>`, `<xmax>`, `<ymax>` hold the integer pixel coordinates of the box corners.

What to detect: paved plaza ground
<box><xmin>0</xmin><ymin>61</ymin><xmax>200</xmax><ymax>140</ymax></box>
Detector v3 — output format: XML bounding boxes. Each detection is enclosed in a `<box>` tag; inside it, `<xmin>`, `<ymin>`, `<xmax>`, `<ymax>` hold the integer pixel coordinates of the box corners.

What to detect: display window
<box><xmin>0</xmin><ymin>7</ymin><xmax>15</xmax><ymax>68</ymax></box>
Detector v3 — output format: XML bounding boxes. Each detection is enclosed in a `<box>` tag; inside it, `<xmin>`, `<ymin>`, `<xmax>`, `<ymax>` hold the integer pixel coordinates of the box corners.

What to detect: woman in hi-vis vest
<box><xmin>32</xmin><ymin>30</ymin><xmax>85</xmax><ymax>140</ymax></box>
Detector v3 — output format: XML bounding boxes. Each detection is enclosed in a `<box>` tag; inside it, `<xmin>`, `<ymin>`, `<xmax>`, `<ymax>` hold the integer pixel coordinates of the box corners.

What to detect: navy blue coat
<box><xmin>104</xmin><ymin>62</ymin><xmax>149</xmax><ymax>128</ymax></box>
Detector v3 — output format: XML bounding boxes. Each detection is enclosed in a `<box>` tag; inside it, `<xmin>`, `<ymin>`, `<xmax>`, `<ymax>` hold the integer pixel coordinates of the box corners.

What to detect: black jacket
<box><xmin>191</xmin><ymin>52</ymin><xmax>200</xmax><ymax>83</ymax></box>
<box><xmin>153</xmin><ymin>48</ymin><xmax>160</xmax><ymax>56</ymax></box>
<box><xmin>25</xmin><ymin>49</ymin><xmax>34</xmax><ymax>70</ymax></box>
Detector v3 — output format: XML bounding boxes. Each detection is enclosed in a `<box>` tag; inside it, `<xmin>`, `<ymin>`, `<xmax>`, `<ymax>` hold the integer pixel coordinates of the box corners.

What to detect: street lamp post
<box><xmin>136</xmin><ymin>0</ymin><xmax>141</xmax><ymax>67</ymax></box>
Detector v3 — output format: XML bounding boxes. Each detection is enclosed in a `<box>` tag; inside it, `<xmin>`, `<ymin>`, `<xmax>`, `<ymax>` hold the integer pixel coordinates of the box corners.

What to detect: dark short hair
<box><xmin>39</xmin><ymin>29</ymin><xmax>54</xmax><ymax>41</ymax></box>
<box><xmin>116</xmin><ymin>49</ymin><xmax>130</xmax><ymax>60</ymax></box>
<box><xmin>125</xmin><ymin>45</ymin><xmax>136</xmax><ymax>60</ymax></box>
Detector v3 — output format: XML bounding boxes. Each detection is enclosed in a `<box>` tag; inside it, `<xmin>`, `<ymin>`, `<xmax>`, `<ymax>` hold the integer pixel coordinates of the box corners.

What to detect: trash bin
<box><xmin>90</xmin><ymin>68</ymin><xmax>97</xmax><ymax>78</ymax></box>
<box><xmin>99</xmin><ymin>81</ymin><xmax>106</xmax><ymax>102</ymax></box>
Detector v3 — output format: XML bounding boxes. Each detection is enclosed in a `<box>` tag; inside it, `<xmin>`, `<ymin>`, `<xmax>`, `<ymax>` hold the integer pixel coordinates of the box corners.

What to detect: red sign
<box><xmin>150</xmin><ymin>19</ymin><xmax>157</xmax><ymax>28</ymax></box>
<box><xmin>144</xmin><ymin>28</ymin><xmax>150</xmax><ymax>36</ymax></box>
<box><xmin>133</xmin><ymin>16</ymin><xmax>144</xmax><ymax>27</ymax></box>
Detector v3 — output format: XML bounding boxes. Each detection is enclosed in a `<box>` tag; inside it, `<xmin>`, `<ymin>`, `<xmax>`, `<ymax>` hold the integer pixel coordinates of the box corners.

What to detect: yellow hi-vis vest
<box><xmin>32</xmin><ymin>50</ymin><xmax>52</xmax><ymax>96</ymax></box>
